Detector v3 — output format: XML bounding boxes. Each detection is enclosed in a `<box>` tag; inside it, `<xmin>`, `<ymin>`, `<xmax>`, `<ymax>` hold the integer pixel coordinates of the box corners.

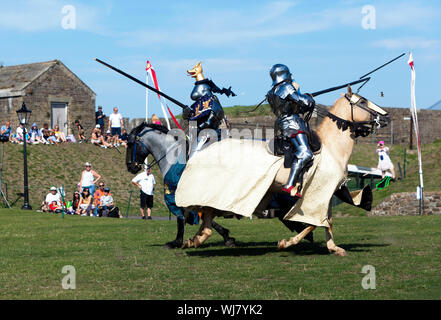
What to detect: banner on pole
<box><xmin>146</xmin><ymin>61</ymin><xmax>171</xmax><ymax>129</ymax></box>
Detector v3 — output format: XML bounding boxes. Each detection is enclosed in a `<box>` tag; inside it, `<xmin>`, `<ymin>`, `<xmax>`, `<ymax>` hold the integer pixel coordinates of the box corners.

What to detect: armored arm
<box><xmin>287</xmin><ymin>90</ymin><xmax>315</xmax><ymax>114</ymax></box>
<box><xmin>182</xmin><ymin>106</ymin><xmax>194</xmax><ymax>120</ymax></box>
<box><xmin>197</xmin><ymin>111</ymin><xmax>219</xmax><ymax>131</ymax></box>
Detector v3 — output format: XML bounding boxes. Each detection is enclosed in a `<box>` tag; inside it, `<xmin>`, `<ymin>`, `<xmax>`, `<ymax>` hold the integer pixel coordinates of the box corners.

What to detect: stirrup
<box><xmin>282</xmin><ymin>184</ymin><xmax>302</xmax><ymax>198</ymax></box>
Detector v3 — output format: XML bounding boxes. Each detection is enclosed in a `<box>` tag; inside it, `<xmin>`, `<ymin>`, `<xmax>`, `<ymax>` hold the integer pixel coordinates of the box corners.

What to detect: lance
<box><xmin>311</xmin><ymin>77</ymin><xmax>370</xmax><ymax>97</ymax></box>
<box><xmin>94</xmin><ymin>58</ymin><xmax>188</xmax><ymax>109</ymax></box>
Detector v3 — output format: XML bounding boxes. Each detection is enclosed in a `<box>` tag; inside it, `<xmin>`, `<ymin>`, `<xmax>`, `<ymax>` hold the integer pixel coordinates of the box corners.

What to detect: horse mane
<box><xmin>129</xmin><ymin>122</ymin><xmax>169</xmax><ymax>138</ymax></box>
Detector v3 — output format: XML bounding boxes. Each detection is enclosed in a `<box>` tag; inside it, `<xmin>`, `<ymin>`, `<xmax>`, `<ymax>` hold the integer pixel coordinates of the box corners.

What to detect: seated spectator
<box><xmin>11</xmin><ymin>122</ymin><xmax>30</xmax><ymax>144</ymax></box>
<box><xmin>78</xmin><ymin>187</ymin><xmax>94</xmax><ymax>216</ymax></box>
<box><xmin>41</xmin><ymin>186</ymin><xmax>61</xmax><ymax>212</ymax></box>
<box><xmin>49</xmin><ymin>200</ymin><xmax>63</xmax><ymax>213</ymax></box>
<box><xmin>119</xmin><ymin>129</ymin><xmax>129</xmax><ymax>148</ymax></box>
<box><xmin>74</xmin><ymin>120</ymin><xmax>86</xmax><ymax>143</ymax></box>
<box><xmin>41</xmin><ymin>123</ymin><xmax>51</xmax><ymax>142</ymax></box>
<box><xmin>105</xmin><ymin>130</ymin><xmax>113</xmax><ymax>145</ymax></box>
<box><xmin>0</xmin><ymin>121</ymin><xmax>12</xmax><ymax>142</ymax></box>
<box><xmin>29</xmin><ymin>123</ymin><xmax>45</xmax><ymax>144</ymax></box>
<box><xmin>67</xmin><ymin>191</ymin><xmax>81</xmax><ymax>215</ymax></box>
<box><xmin>47</xmin><ymin>129</ymin><xmax>60</xmax><ymax>145</ymax></box>
<box><xmin>97</xmin><ymin>187</ymin><xmax>115</xmax><ymax>217</ymax></box>
<box><xmin>91</xmin><ymin>125</ymin><xmax>111</xmax><ymax>148</ymax></box>
<box><xmin>151</xmin><ymin>114</ymin><xmax>161</xmax><ymax>125</ymax></box>
<box><xmin>93</xmin><ymin>182</ymin><xmax>107</xmax><ymax>216</ymax></box>
<box><xmin>54</xmin><ymin>125</ymin><xmax>67</xmax><ymax>143</ymax></box>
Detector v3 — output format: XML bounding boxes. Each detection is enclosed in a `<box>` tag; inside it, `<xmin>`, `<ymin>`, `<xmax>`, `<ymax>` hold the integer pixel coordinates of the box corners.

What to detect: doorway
<box><xmin>51</xmin><ymin>102</ymin><xmax>68</xmax><ymax>134</ymax></box>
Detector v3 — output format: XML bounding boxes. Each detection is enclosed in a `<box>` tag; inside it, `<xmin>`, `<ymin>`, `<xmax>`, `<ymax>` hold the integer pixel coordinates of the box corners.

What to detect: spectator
<box><xmin>41</xmin><ymin>186</ymin><xmax>61</xmax><ymax>213</ymax></box>
<box><xmin>91</xmin><ymin>125</ymin><xmax>111</xmax><ymax>148</ymax></box>
<box><xmin>29</xmin><ymin>123</ymin><xmax>45</xmax><ymax>144</ymax></box>
<box><xmin>74</xmin><ymin>120</ymin><xmax>86</xmax><ymax>143</ymax></box>
<box><xmin>71</xmin><ymin>191</ymin><xmax>81</xmax><ymax>214</ymax></box>
<box><xmin>78</xmin><ymin>162</ymin><xmax>101</xmax><ymax>196</ymax></box>
<box><xmin>131</xmin><ymin>165</ymin><xmax>156</xmax><ymax>220</ymax></box>
<box><xmin>49</xmin><ymin>200</ymin><xmax>63</xmax><ymax>213</ymax></box>
<box><xmin>11</xmin><ymin>122</ymin><xmax>30</xmax><ymax>144</ymax></box>
<box><xmin>78</xmin><ymin>187</ymin><xmax>94</xmax><ymax>216</ymax></box>
<box><xmin>93</xmin><ymin>181</ymin><xmax>108</xmax><ymax>216</ymax></box>
<box><xmin>105</xmin><ymin>130</ymin><xmax>113</xmax><ymax>145</ymax></box>
<box><xmin>108</xmin><ymin>107</ymin><xmax>124</xmax><ymax>147</ymax></box>
<box><xmin>54</xmin><ymin>125</ymin><xmax>67</xmax><ymax>143</ymax></box>
<box><xmin>96</xmin><ymin>106</ymin><xmax>105</xmax><ymax>134</ymax></box>
<box><xmin>42</xmin><ymin>123</ymin><xmax>51</xmax><ymax>142</ymax></box>
<box><xmin>376</xmin><ymin>141</ymin><xmax>396</xmax><ymax>180</ymax></box>
<box><xmin>97</xmin><ymin>187</ymin><xmax>115</xmax><ymax>217</ymax></box>
<box><xmin>120</xmin><ymin>128</ymin><xmax>128</xmax><ymax>148</ymax></box>
<box><xmin>47</xmin><ymin>129</ymin><xmax>59</xmax><ymax>145</ymax></box>
<box><xmin>151</xmin><ymin>114</ymin><xmax>161</xmax><ymax>125</ymax></box>
<box><xmin>0</xmin><ymin>121</ymin><xmax>12</xmax><ymax>142</ymax></box>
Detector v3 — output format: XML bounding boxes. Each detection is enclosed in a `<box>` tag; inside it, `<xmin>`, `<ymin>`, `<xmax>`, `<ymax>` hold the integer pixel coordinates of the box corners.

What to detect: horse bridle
<box><xmin>314</xmin><ymin>94</ymin><xmax>388</xmax><ymax>138</ymax></box>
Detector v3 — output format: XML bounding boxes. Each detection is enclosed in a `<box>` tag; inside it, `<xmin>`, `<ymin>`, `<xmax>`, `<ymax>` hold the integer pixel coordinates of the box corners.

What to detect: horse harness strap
<box><xmin>314</xmin><ymin>95</ymin><xmax>382</xmax><ymax>138</ymax></box>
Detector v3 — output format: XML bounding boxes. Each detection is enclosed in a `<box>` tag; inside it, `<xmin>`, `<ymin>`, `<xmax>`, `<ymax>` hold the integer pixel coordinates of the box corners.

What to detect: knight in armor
<box><xmin>182</xmin><ymin>61</ymin><xmax>235</xmax><ymax>156</ymax></box>
<box><xmin>266</xmin><ymin>64</ymin><xmax>315</xmax><ymax>197</ymax></box>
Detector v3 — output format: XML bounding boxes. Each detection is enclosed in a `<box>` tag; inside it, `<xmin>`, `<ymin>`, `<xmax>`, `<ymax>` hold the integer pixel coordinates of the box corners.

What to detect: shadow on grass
<box><xmin>150</xmin><ymin>240</ymin><xmax>390</xmax><ymax>257</ymax></box>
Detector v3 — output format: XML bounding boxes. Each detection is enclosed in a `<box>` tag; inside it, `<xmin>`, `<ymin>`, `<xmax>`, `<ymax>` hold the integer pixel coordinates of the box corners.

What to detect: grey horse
<box><xmin>126</xmin><ymin>122</ymin><xmax>236</xmax><ymax>249</ymax></box>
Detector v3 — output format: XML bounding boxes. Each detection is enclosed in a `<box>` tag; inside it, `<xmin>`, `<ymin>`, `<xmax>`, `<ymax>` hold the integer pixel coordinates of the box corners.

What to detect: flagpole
<box><xmin>408</xmin><ymin>52</ymin><xmax>424</xmax><ymax>215</ymax></box>
<box><xmin>146</xmin><ymin>70</ymin><xmax>149</xmax><ymax>123</ymax></box>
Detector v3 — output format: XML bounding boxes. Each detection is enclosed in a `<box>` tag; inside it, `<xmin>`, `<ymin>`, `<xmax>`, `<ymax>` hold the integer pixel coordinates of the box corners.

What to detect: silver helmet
<box><xmin>270</xmin><ymin>64</ymin><xmax>292</xmax><ymax>86</ymax></box>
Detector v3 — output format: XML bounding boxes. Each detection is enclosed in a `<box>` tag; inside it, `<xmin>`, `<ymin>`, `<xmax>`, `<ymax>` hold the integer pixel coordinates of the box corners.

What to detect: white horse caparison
<box><xmin>184</xmin><ymin>86</ymin><xmax>389</xmax><ymax>256</ymax></box>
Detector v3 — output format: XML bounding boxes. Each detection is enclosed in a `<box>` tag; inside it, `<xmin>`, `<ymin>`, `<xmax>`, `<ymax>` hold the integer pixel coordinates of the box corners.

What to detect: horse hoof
<box><xmin>277</xmin><ymin>239</ymin><xmax>287</xmax><ymax>250</ymax></box>
<box><xmin>163</xmin><ymin>240</ymin><xmax>183</xmax><ymax>249</ymax></box>
<box><xmin>225</xmin><ymin>238</ymin><xmax>236</xmax><ymax>248</ymax></box>
<box><xmin>335</xmin><ymin>250</ymin><xmax>347</xmax><ymax>257</ymax></box>
<box><xmin>182</xmin><ymin>239</ymin><xmax>193</xmax><ymax>249</ymax></box>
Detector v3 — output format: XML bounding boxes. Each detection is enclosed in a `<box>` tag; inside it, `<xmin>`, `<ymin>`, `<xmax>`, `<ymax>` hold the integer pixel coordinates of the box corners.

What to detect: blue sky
<box><xmin>1</xmin><ymin>0</ymin><xmax>440</xmax><ymax>119</ymax></box>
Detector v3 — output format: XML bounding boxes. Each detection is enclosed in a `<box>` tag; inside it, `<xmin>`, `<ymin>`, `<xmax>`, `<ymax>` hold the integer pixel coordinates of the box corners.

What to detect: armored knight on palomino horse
<box><xmin>267</xmin><ymin>64</ymin><xmax>316</xmax><ymax>198</ymax></box>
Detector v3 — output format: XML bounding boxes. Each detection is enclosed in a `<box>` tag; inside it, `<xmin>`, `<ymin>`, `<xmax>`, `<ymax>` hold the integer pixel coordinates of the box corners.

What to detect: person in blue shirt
<box><xmin>0</xmin><ymin>121</ymin><xmax>12</xmax><ymax>142</ymax></box>
<box><xmin>95</xmin><ymin>106</ymin><xmax>105</xmax><ymax>134</ymax></box>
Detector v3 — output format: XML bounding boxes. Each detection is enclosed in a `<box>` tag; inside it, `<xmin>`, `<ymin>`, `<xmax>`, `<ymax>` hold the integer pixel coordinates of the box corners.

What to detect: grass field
<box><xmin>0</xmin><ymin>209</ymin><xmax>439</xmax><ymax>300</ymax></box>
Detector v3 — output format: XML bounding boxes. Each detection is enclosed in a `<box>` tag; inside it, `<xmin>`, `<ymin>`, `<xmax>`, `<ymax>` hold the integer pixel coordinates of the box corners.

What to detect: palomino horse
<box><xmin>125</xmin><ymin>123</ymin><xmax>237</xmax><ymax>249</ymax></box>
<box><xmin>181</xmin><ymin>86</ymin><xmax>390</xmax><ymax>256</ymax></box>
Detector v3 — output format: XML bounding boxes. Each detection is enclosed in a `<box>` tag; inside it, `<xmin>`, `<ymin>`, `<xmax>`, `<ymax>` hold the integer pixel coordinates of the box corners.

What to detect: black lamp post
<box><xmin>16</xmin><ymin>102</ymin><xmax>32</xmax><ymax>210</ymax></box>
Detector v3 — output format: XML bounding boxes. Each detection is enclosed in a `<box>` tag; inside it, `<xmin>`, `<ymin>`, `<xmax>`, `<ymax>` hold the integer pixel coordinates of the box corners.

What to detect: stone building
<box><xmin>0</xmin><ymin>60</ymin><xmax>95</xmax><ymax>135</ymax></box>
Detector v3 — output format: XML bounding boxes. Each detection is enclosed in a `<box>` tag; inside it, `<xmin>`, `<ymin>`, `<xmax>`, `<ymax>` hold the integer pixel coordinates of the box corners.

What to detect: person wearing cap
<box><xmin>97</xmin><ymin>187</ymin><xmax>115</xmax><ymax>217</ymax></box>
<box><xmin>131</xmin><ymin>164</ymin><xmax>156</xmax><ymax>220</ymax></box>
<box><xmin>90</xmin><ymin>125</ymin><xmax>111</xmax><ymax>148</ymax></box>
<box><xmin>78</xmin><ymin>162</ymin><xmax>101</xmax><ymax>196</ymax></box>
<box><xmin>41</xmin><ymin>186</ymin><xmax>62</xmax><ymax>212</ymax></box>
<box><xmin>376</xmin><ymin>141</ymin><xmax>396</xmax><ymax>180</ymax></box>
<box><xmin>96</xmin><ymin>106</ymin><xmax>105</xmax><ymax>134</ymax></box>
<box><xmin>0</xmin><ymin>121</ymin><xmax>12</xmax><ymax>142</ymax></box>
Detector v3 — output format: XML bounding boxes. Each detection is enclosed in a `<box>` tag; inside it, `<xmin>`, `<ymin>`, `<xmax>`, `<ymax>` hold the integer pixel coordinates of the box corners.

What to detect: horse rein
<box><xmin>313</xmin><ymin>94</ymin><xmax>385</xmax><ymax>138</ymax></box>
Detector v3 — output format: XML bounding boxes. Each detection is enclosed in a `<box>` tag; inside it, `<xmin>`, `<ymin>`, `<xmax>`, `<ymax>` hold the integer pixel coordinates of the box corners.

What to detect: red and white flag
<box><xmin>408</xmin><ymin>52</ymin><xmax>424</xmax><ymax>198</ymax></box>
<box><xmin>145</xmin><ymin>61</ymin><xmax>171</xmax><ymax>129</ymax></box>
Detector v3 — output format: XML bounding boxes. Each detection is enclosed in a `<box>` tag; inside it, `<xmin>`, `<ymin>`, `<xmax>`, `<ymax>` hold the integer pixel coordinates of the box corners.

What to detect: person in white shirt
<box><xmin>108</xmin><ymin>107</ymin><xmax>124</xmax><ymax>147</ymax></box>
<box><xmin>41</xmin><ymin>186</ymin><xmax>62</xmax><ymax>212</ymax></box>
<box><xmin>98</xmin><ymin>187</ymin><xmax>115</xmax><ymax>217</ymax></box>
<box><xmin>131</xmin><ymin>165</ymin><xmax>156</xmax><ymax>220</ymax></box>
<box><xmin>78</xmin><ymin>162</ymin><xmax>101</xmax><ymax>196</ymax></box>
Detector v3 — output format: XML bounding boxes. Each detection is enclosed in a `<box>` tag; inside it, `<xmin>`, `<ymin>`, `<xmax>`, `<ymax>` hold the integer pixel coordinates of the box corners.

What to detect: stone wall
<box><xmin>369</xmin><ymin>192</ymin><xmax>441</xmax><ymax>216</ymax></box>
<box><xmin>0</xmin><ymin>61</ymin><xmax>95</xmax><ymax>136</ymax></box>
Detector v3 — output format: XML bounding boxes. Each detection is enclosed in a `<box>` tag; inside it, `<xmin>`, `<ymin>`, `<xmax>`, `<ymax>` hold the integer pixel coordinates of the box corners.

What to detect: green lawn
<box><xmin>0</xmin><ymin>209</ymin><xmax>439</xmax><ymax>300</ymax></box>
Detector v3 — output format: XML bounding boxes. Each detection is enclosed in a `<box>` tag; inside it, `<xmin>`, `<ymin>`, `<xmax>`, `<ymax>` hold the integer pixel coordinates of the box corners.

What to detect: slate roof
<box><xmin>0</xmin><ymin>60</ymin><xmax>95</xmax><ymax>98</ymax></box>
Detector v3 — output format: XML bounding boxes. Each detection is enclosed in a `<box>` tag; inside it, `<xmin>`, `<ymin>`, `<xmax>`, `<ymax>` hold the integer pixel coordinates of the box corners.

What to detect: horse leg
<box><xmin>193</xmin><ymin>210</ymin><xmax>214</xmax><ymax>248</ymax></box>
<box><xmin>277</xmin><ymin>225</ymin><xmax>316</xmax><ymax>250</ymax></box>
<box><xmin>182</xmin><ymin>224</ymin><xmax>204</xmax><ymax>249</ymax></box>
<box><xmin>164</xmin><ymin>218</ymin><xmax>185</xmax><ymax>249</ymax></box>
<box><xmin>212</xmin><ymin>220</ymin><xmax>236</xmax><ymax>247</ymax></box>
<box><xmin>325</xmin><ymin>218</ymin><xmax>347</xmax><ymax>256</ymax></box>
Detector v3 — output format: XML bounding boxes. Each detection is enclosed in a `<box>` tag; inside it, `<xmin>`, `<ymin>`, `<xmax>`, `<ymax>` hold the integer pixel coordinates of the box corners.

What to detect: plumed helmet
<box><xmin>270</xmin><ymin>64</ymin><xmax>292</xmax><ymax>86</ymax></box>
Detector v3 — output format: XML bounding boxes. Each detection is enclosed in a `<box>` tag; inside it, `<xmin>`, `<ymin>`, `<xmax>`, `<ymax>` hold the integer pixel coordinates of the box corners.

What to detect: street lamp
<box><xmin>16</xmin><ymin>102</ymin><xmax>32</xmax><ymax>210</ymax></box>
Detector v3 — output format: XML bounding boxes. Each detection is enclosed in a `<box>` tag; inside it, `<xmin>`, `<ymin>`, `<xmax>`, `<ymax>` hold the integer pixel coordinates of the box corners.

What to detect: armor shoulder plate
<box><xmin>191</xmin><ymin>83</ymin><xmax>212</xmax><ymax>101</ymax></box>
<box><xmin>274</xmin><ymin>82</ymin><xmax>296</xmax><ymax>99</ymax></box>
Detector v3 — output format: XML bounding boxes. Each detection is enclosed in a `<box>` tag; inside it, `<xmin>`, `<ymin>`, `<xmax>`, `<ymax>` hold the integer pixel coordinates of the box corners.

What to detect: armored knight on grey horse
<box><xmin>183</xmin><ymin>61</ymin><xmax>235</xmax><ymax>156</ymax></box>
<box><xmin>267</xmin><ymin>64</ymin><xmax>315</xmax><ymax>197</ymax></box>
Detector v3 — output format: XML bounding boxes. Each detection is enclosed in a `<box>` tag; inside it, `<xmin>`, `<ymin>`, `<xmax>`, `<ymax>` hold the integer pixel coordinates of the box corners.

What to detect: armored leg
<box><xmin>283</xmin><ymin>133</ymin><xmax>313</xmax><ymax>193</ymax></box>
